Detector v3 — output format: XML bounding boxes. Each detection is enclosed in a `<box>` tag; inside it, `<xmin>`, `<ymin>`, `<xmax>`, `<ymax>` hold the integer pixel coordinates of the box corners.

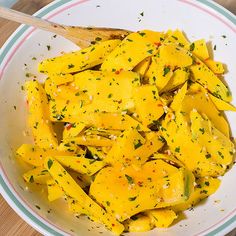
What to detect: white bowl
<box><xmin>0</xmin><ymin>0</ymin><xmax>236</xmax><ymax>235</ymax></box>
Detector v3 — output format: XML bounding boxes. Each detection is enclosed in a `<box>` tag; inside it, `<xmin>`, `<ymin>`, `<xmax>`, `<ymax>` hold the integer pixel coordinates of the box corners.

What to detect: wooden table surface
<box><xmin>0</xmin><ymin>0</ymin><xmax>235</xmax><ymax>235</ymax></box>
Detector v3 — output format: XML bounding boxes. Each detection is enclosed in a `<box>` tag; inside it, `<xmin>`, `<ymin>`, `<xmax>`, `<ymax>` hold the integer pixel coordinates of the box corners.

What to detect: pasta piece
<box><xmin>146</xmin><ymin>209</ymin><xmax>177</xmax><ymax>228</ymax></box>
<box><xmin>146</xmin><ymin>56</ymin><xmax>173</xmax><ymax>90</ymax></box>
<box><xmin>170</xmin><ymin>82</ymin><xmax>188</xmax><ymax>111</ymax></box>
<box><xmin>182</xmin><ymin>91</ymin><xmax>230</xmax><ymax>137</ymax></box>
<box><xmin>101</xmin><ymin>31</ymin><xmax>158</xmax><ymax>71</ymax></box>
<box><xmin>172</xmin><ymin>177</ymin><xmax>221</xmax><ymax>212</ymax></box>
<box><xmin>90</xmin><ymin>160</ymin><xmax>194</xmax><ymax>221</ymax></box>
<box><xmin>38</xmin><ymin>39</ymin><xmax>121</xmax><ymax>74</ymax></box>
<box><xmin>65</xmin><ymin>135</ymin><xmax>114</xmax><ymax>147</ymax></box>
<box><xmin>161</xmin><ymin>68</ymin><xmax>189</xmax><ymax>92</ymax></box>
<box><xmin>161</xmin><ymin>111</ymin><xmax>226</xmax><ymax>177</ymax></box>
<box><xmin>189</xmin><ymin>39</ymin><xmax>209</xmax><ymax>60</ymax></box>
<box><xmin>190</xmin><ymin>110</ymin><xmax>234</xmax><ymax>166</ymax></box>
<box><xmin>23</xmin><ymin>167</ymin><xmax>51</xmax><ymax>184</ymax></box>
<box><xmin>16</xmin><ymin>144</ymin><xmax>74</xmax><ymax>166</ymax></box>
<box><xmin>44</xmin><ymin>157</ymin><xmax>124</xmax><ymax>235</ymax></box>
<box><xmin>159</xmin><ymin>44</ymin><xmax>193</xmax><ymax>67</ymax></box>
<box><xmin>190</xmin><ymin>58</ymin><xmax>231</xmax><ymax>102</ymax></box>
<box><xmin>25</xmin><ymin>80</ymin><xmax>58</xmax><ymax>149</ymax></box>
<box><xmin>105</xmin><ymin>128</ymin><xmax>146</xmax><ymax>167</ymax></box>
<box><xmin>204</xmin><ymin>59</ymin><xmax>224</xmax><ymax>74</ymax></box>
<box><xmin>126</xmin><ymin>215</ymin><xmax>153</xmax><ymax>232</ymax></box>
<box><xmin>133</xmin><ymin>57</ymin><xmax>151</xmax><ymax>78</ymax></box>
<box><xmin>55</xmin><ymin>156</ymin><xmax>106</xmax><ymax>176</ymax></box>
<box><xmin>63</xmin><ymin>123</ymin><xmax>86</xmax><ymax>139</ymax></box>
<box><xmin>45</xmin><ymin>78</ymin><xmax>90</xmax><ymax>104</ymax></box>
<box><xmin>209</xmin><ymin>94</ymin><xmax>236</xmax><ymax>111</ymax></box>
<box><xmin>163</xmin><ymin>29</ymin><xmax>190</xmax><ymax>48</ymax></box>
<box><xmin>47</xmin><ymin>179</ymin><xmax>64</xmax><ymax>202</ymax></box>
<box><xmin>132</xmin><ymin>85</ymin><xmax>164</xmax><ymax>127</ymax></box>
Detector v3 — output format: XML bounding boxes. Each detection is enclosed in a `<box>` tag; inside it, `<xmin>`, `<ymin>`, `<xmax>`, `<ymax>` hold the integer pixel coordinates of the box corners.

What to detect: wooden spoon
<box><xmin>0</xmin><ymin>6</ymin><xmax>131</xmax><ymax>48</ymax></box>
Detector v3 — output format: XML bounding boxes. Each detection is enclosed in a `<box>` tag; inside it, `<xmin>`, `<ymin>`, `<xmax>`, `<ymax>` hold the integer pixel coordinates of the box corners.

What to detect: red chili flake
<box><xmin>154</xmin><ymin>42</ymin><xmax>162</xmax><ymax>47</ymax></box>
<box><xmin>26</xmin><ymin>100</ymin><xmax>29</xmax><ymax>106</ymax></box>
<box><xmin>157</xmin><ymin>104</ymin><xmax>163</xmax><ymax>107</ymax></box>
<box><xmin>196</xmin><ymin>62</ymin><xmax>201</xmax><ymax>65</ymax></box>
<box><xmin>115</xmin><ymin>68</ymin><xmax>123</xmax><ymax>75</ymax></box>
<box><xmin>66</xmin><ymin>123</ymin><xmax>73</xmax><ymax>130</ymax></box>
<box><xmin>77</xmin><ymin>161</ymin><xmax>80</xmax><ymax>163</ymax></box>
<box><xmin>137</xmin><ymin>181</ymin><xmax>143</xmax><ymax>187</ymax></box>
<box><xmin>112</xmin><ymin>224</ymin><xmax>115</xmax><ymax>227</ymax></box>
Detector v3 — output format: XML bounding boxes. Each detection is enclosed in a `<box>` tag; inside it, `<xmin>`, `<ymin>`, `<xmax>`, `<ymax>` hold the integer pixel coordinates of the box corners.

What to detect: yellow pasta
<box><xmin>16</xmin><ymin>29</ymin><xmax>235</xmax><ymax>235</ymax></box>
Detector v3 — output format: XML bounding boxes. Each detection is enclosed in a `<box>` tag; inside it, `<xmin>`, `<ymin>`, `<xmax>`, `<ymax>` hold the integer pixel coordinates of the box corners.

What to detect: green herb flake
<box><xmin>205</xmin><ymin>153</ymin><xmax>211</xmax><ymax>159</ymax></box>
<box><xmin>95</xmin><ymin>37</ymin><xmax>102</xmax><ymax>41</ymax></box>
<box><xmin>147</xmin><ymin>49</ymin><xmax>153</xmax><ymax>54</ymax></box>
<box><xmin>163</xmin><ymin>67</ymin><xmax>170</xmax><ymax>76</ymax></box>
<box><xmin>175</xmin><ymin>146</ymin><xmax>180</xmax><ymax>153</ymax></box>
<box><xmin>47</xmin><ymin>159</ymin><xmax>53</xmax><ymax>169</ymax></box>
<box><xmin>35</xmin><ymin>205</ymin><xmax>41</xmax><ymax>210</ymax></box>
<box><xmin>108</xmin><ymin>93</ymin><xmax>113</xmax><ymax>98</ymax></box>
<box><xmin>214</xmin><ymin>45</ymin><xmax>217</xmax><ymax>50</ymax></box>
<box><xmin>68</xmin><ymin>64</ymin><xmax>75</xmax><ymax>69</ymax></box>
<box><xmin>134</xmin><ymin>139</ymin><xmax>143</xmax><ymax>149</ymax></box>
<box><xmin>125</xmin><ymin>174</ymin><xmax>134</xmax><ymax>184</ymax></box>
<box><xmin>205</xmin><ymin>181</ymin><xmax>210</xmax><ymax>186</ymax></box>
<box><xmin>199</xmin><ymin>128</ymin><xmax>205</xmax><ymax>134</ymax></box>
<box><xmin>46</xmin><ymin>45</ymin><xmax>51</xmax><ymax>51</ymax></box>
<box><xmin>218</xmin><ymin>151</ymin><xmax>224</xmax><ymax>159</ymax></box>
<box><xmin>29</xmin><ymin>175</ymin><xmax>34</xmax><ymax>183</ymax></box>
<box><xmin>171</xmin><ymin>35</ymin><xmax>178</xmax><ymax>40</ymax></box>
<box><xmin>140</xmin><ymin>11</ymin><xmax>144</xmax><ymax>17</ymax></box>
<box><xmin>128</xmin><ymin>196</ymin><xmax>137</xmax><ymax>201</ymax></box>
<box><xmin>139</xmin><ymin>32</ymin><xmax>146</xmax><ymax>37</ymax></box>
<box><xmin>190</xmin><ymin>43</ymin><xmax>195</xmax><ymax>51</ymax></box>
<box><xmin>200</xmin><ymin>190</ymin><xmax>208</xmax><ymax>194</ymax></box>
<box><xmin>158</xmin><ymin>136</ymin><xmax>165</xmax><ymax>143</ymax></box>
<box><xmin>128</xmin><ymin>57</ymin><xmax>132</xmax><ymax>62</ymax></box>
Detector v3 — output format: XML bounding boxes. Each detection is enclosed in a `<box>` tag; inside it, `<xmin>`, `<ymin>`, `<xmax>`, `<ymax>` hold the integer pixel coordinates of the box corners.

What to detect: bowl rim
<box><xmin>0</xmin><ymin>0</ymin><xmax>236</xmax><ymax>235</ymax></box>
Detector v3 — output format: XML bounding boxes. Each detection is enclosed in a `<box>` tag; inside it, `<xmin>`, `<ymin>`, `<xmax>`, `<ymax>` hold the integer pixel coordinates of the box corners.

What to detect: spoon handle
<box><xmin>0</xmin><ymin>6</ymin><xmax>67</xmax><ymax>35</ymax></box>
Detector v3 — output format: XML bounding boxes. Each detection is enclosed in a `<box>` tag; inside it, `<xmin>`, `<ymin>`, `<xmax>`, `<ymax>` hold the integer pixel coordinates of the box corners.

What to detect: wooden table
<box><xmin>0</xmin><ymin>0</ymin><xmax>235</xmax><ymax>235</ymax></box>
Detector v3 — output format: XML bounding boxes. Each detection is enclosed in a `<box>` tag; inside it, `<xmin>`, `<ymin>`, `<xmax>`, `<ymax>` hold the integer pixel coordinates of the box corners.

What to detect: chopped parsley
<box><xmin>190</xmin><ymin>43</ymin><xmax>195</xmax><ymax>51</ymax></box>
<box><xmin>29</xmin><ymin>175</ymin><xmax>34</xmax><ymax>183</ymax></box>
<box><xmin>47</xmin><ymin>159</ymin><xmax>53</xmax><ymax>169</ymax></box>
<box><xmin>199</xmin><ymin>128</ymin><xmax>205</xmax><ymax>134</ymax></box>
<box><xmin>68</xmin><ymin>64</ymin><xmax>75</xmax><ymax>69</ymax></box>
<box><xmin>163</xmin><ymin>67</ymin><xmax>170</xmax><ymax>76</ymax></box>
<box><xmin>175</xmin><ymin>146</ymin><xmax>180</xmax><ymax>153</ymax></box>
<box><xmin>205</xmin><ymin>153</ymin><xmax>211</xmax><ymax>159</ymax></box>
<box><xmin>134</xmin><ymin>140</ymin><xmax>143</xmax><ymax>149</ymax></box>
<box><xmin>125</xmin><ymin>174</ymin><xmax>134</xmax><ymax>184</ymax></box>
<box><xmin>128</xmin><ymin>196</ymin><xmax>137</xmax><ymax>201</ymax></box>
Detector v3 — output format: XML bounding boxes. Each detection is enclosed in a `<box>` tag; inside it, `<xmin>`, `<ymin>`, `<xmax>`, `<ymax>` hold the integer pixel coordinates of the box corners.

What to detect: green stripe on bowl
<box><xmin>206</xmin><ymin>214</ymin><xmax>236</xmax><ymax>236</ymax></box>
<box><xmin>0</xmin><ymin>175</ymin><xmax>63</xmax><ymax>236</ymax></box>
<box><xmin>0</xmin><ymin>1</ymin><xmax>235</xmax><ymax>236</ymax></box>
<box><xmin>197</xmin><ymin>0</ymin><xmax>236</xmax><ymax>24</ymax></box>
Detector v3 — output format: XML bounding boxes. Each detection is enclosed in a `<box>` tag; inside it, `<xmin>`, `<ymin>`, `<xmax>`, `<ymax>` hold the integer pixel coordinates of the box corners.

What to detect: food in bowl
<box><xmin>16</xmin><ymin>29</ymin><xmax>235</xmax><ymax>235</ymax></box>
